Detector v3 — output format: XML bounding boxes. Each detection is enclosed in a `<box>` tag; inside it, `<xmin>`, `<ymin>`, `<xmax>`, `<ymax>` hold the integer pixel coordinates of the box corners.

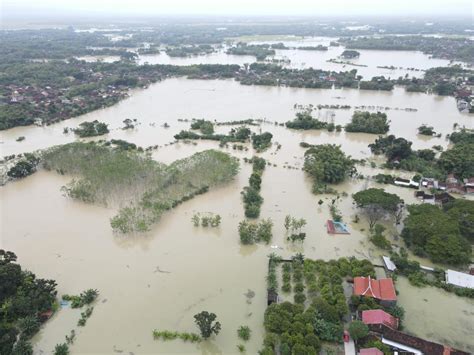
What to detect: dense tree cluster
<box><xmin>438</xmin><ymin>142</ymin><xmax>474</xmax><ymax>179</ymax></box>
<box><xmin>241</xmin><ymin>157</ymin><xmax>266</xmax><ymax>217</ymax></box>
<box><xmin>352</xmin><ymin>188</ymin><xmax>403</xmax><ymax>229</ymax></box>
<box><xmin>359</xmin><ymin>76</ymin><xmax>394</xmax><ymax>91</ymax></box>
<box><xmin>285</xmin><ymin>111</ymin><xmax>330</xmax><ymax>130</ymax></box>
<box><xmin>448</xmin><ymin>129</ymin><xmax>474</xmax><ymax>145</ymax></box>
<box><xmin>190</xmin><ymin>119</ymin><xmax>215</xmax><ymax>135</ymax></box>
<box><xmin>227</xmin><ymin>43</ymin><xmax>276</xmax><ymax>60</ymax></box>
<box><xmin>0</xmin><ymin>250</ymin><xmax>58</xmax><ymax>354</ymax></box>
<box><xmin>304</xmin><ymin>144</ymin><xmax>356</xmax><ymax>185</ymax></box>
<box><xmin>345</xmin><ymin>111</ymin><xmax>390</xmax><ymax>134</ymax></box>
<box><xmin>165</xmin><ymin>44</ymin><xmax>214</xmax><ymax>57</ymax></box>
<box><xmin>401</xmin><ymin>203</ymin><xmax>472</xmax><ymax>265</ymax></box>
<box><xmin>73</xmin><ymin>120</ymin><xmax>109</xmax><ymax>138</ymax></box>
<box><xmin>417</xmin><ymin>124</ymin><xmax>437</xmax><ymax>136</ymax></box>
<box><xmin>238</xmin><ymin>219</ymin><xmax>273</xmax><ymax>244</ymax></box>
<box><xmin>6</xmin><ymin>153</ymin><xmax>40</xmax><ymax>180</ymax></box>
<box><xmin>251</xmin><ymin>132</ymin><xmax>273</xmax><ymax>152</ymax></box>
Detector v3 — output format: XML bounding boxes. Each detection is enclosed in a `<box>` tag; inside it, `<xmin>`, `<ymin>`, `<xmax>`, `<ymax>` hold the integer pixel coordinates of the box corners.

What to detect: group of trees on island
<box><xmin>304</xmin><ymin>144</ymin><xmax>356</xmax><ymax>192</ymax></box>
<box><xmin>227</xmin><ymin>43</ymin><xmax>276</xmax><ymax>60</ymax></box>
<box><xmin>6</xmin><ymin>153</ymin><xmax>40</xmax><ymax>180</ymax></box>
<box><xmin>165</xmin><ymin>44</ymin><xmax>215</xmax><ymax>57</ymax></box>
<box><xmin>417</xmin><ymin>124</ymin><xmax>438</xmax><ymax>137</ymax></box>
<box><xmin>238</xmin><ymin>219</ymin><xmax>274</xmax><ymax>244</ymax></box>
<box><xmin>285</xmin><ymin>111</ymin><xmax>336</xmax><ymax>131</ymax></box>
<box><xmin>345</xmin><ymin>111</ymin><xmax>390</xmax><ymax>134</ymax></box>
<box><xmin>174</xmin><ymin>120</ymin><xmax>253</xmax><ymax>146</ymax></box>
<box><xmin>369</xmin><ymin>130</ymin><xmax>474</xmax><ymax>179</ymax></box>
<box><xmin>286</xmin><ymin>110</ymin><xmax>389</xmax><ymax>134</ymax></box>
<box><xmin>73</xmin><ymin>120</ymin><xmax>109</xmax><ymax>138</ymax></box>
<box><xmin>242</xmin><ymin>157</ymin><xmax>266</xmax><ymax>217</ymax></box>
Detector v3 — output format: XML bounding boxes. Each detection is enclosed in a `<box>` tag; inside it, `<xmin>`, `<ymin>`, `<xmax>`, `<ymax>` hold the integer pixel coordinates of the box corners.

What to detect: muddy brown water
<box><xmin>1</xmin><ymin>58</ymin><xmax>473</xmax><ymax>354</ymax></box>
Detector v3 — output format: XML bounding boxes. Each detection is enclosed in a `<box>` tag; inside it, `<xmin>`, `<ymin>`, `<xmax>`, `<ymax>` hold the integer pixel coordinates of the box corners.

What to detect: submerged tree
<box><xmin>304</xmin><ymin>144</ymin><xmax>355</xmax><ymax>184</ymax></box>
<box><xmin>194</xmin><ymin>311</ymin><xmax>221</xmax><ymax>339</ymax></box>
<box><xmin>352</xmin><ymin>188</ymin><xmax>403</xmax><ymax>230</ymax></box>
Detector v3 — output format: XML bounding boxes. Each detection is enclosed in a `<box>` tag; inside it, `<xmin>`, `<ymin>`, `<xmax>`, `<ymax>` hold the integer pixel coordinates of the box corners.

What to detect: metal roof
<box><xmin>445</xmin><ymin>269</ymin><xmax>474</xmax><ymax>289</ymax></box>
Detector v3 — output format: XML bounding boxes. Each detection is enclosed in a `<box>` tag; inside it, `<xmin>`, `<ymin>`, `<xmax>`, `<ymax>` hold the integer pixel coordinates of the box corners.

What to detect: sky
<box><xmin>2</xmin><ymin>0</ymin><xmax>473</xmax><ymax>17</ymax></box>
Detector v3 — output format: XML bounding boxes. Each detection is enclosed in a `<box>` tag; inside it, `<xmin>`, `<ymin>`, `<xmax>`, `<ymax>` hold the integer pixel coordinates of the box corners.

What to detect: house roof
<box><xmin>362</xmin><ymin>309</ymin><xmax>398</xmax><ymax>329</ymax></box>
<box><xmin>445</xmin><ymin>269</ymin><xmax>474</xmax><ymax>289</ymax></box>
<box><xmin>382</xmin><ymin>256</ymin><xmax>397</xmax><ymax>272</ymax></box>
<box><xmin>359</xmin><ymin>348</ymin><xmax>384</xmax><ymax>355</ymax></box>
<box><xmin>353</xmin><ymin>276</ymin><xmax>397</xmax><ymax>301</ymax></box>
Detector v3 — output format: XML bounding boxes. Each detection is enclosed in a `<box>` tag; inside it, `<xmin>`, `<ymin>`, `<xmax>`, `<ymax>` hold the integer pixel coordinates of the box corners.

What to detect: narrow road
<box><xmin>344</xmin><ymin>339</ymin><xmax>356</xmax><ymax>355</ymax></box>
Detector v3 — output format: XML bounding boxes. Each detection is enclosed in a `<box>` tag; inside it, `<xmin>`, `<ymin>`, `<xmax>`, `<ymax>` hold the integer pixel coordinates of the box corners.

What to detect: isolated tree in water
<box><xmin>194</xmin><ymin>311</ymin><xmax>221</xmax><ymax>339</ymax></box>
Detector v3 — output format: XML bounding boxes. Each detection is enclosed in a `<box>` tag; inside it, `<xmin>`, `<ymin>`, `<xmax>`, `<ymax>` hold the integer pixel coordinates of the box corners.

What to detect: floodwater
<box><xmin>136</xmin><ymin>36</ymin><xmax>453</xmax><ymax>79</ymax></box>
<box><xmin>1</xmin><ymin>53</ymin><xmax>474</xmax><ymax>354</ymax></box>
<box><xmin>77</xmin><ymin>36</ymin><xmax>453</xmax><ymax>79</ymax></box>
<box><xmin>1</xmin><ymin>78</ymin><xmax>472</xmax><ymax>157</ymax></box>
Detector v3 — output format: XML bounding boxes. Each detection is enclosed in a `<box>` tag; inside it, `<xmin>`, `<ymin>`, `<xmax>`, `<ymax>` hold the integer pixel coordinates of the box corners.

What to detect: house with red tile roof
<box><xmin>353</xmin><ymin>276</ymin><xmax>397</xmax><ymax>306</ymax></box>
<box><xmin>362</xmin><ymin>309</ymin><xmax>398</xmax><ymax>329</ymax></box>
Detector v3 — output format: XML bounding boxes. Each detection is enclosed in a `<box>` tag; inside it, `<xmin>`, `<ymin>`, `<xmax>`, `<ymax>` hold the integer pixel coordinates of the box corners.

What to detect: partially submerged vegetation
<box><xmin>42</xmin><ymin>142</ymin><xmax>239</xmax><ymax>233</ymax></box>
<box><xmin>191</xmin><ymin>213</ymin><xmax>221</xmax><ymax>227</ymax></box>
<box><xmin>227</xmin><ymin>43</ymin><xmax>276</xmax><ymax>60</ymax></box>
<box><xmin>0</xmin><ymin>250</ymin><xmax>58</xmax><ymax>355</ymax></box>
<box><xmin>401</xmin><ymin>202</ymin><xmax>472</xmax><ymax>265</ymax></box>
<box><xmin>165</xmin><ymin>44</ymin><xmax>214</xmax><ymax>57</ymax></box>
<box><xmin>285</xmin><ymin>111</ymin><xmax>333</xmax><ymax>131</ymax></box>
<box><xmin>345</xmin><ymin>111</ymin><xmax>390</xmax><ymax>134</ymax></box>
<box><xmin>352</xmin><ymin>188</ymin><xmax>404</xmax><ymax>230</ymax></box>
<box><xmin>152</xmin><ymin>330</ymin><xmax>201</xmax><ymax>343</ymax></box>
<box><xmin>284</xmin><ymin>215</ymin><xmax>307</xmax><ymax>242</ymax></box>
<box><xmin>73</xmin><ymin>120</ymin><xmax>109</xmax><ymax>138</ymax></box>
<box><xmin>242</xmin><ymin>157</ymin><xmax>266</xmax><ymax>217</ymax></box>
<box><xmin>369</xmin><ymin>133</ymin><xmax>474</xmax><ymax>179</ymax></box>
<box><xmin>62</xmin><ymin>289</ymin><xmax>98</xmax><ymax>308</ymax></box>
<box><xmin>304</xmin><ymin>144</ymin><xmax>356</xmax><ymax>192</ymax></box>
<box><xmin>6</xmin><ymin>153</ymin><xmax>40</xmax><ymax>180</ymax></box>
<box><xmin>238</xmin><ymin>219</ymin><xmax>274</xmax><ymax>245</ymax></box>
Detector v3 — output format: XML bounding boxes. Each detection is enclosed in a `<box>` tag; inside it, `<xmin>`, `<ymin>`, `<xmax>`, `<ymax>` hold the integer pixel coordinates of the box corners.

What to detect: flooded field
<box><xmin>1</xmin><ymin>54</ymin><xmax>473</xmax><ymax>354</ymax></box>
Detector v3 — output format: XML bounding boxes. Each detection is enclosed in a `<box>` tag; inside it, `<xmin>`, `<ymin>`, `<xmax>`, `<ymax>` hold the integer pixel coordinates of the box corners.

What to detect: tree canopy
<box><xmin>194</xmin><ymin>311</ymin><xmax>221</xmax><ymax>339</ymax></box>
<box><xmin>304</xmin><ymin>144</ymin><xmax>355</xmax><ymax>184</ymax></box>
<box><xmin>352</xmin><ymin>188</ymin><xmax>403</xmax><ymax>229</ymax></box>
<box><xmin>438</xmin><ymin>142</ymin><xmax>474</xmax><ymax>179</ymax></box>
<box><xmin>402</xmin><ymin>204</ymin><xmax>471</xmax><ymax>265</ymax></box>
<box><xmin>345</xmin><ymin>111</ymin><xmax>390</xmax><ymax>134</ymax></box>
<box><xmin>0</xmin><ymin>250</ymin><xmax>57</xmax><ymax>354</ymax></box>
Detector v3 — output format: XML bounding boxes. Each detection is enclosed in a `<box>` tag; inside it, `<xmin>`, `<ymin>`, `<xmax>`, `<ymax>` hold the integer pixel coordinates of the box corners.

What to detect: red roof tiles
<box><xmin>362</xmin><ymin>309</ymin><xmax>399</xmax><ymax>329</ymax></box>
<box><xmin>360</xmin><ymin>348</ymin><xmax>384</xmax><ymax>355</ymax></box>
<box><xmin>353</xmin><ymin>276</ymin><xmax>397</xmax><ymax>301</ymax></box>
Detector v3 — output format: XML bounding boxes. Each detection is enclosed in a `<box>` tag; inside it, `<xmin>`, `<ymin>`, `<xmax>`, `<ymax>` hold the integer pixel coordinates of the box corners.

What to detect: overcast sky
<box><xmin>2</xmin><ymin>0</ymin><xmax>473</xmax><ymax>17</ymax></box>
